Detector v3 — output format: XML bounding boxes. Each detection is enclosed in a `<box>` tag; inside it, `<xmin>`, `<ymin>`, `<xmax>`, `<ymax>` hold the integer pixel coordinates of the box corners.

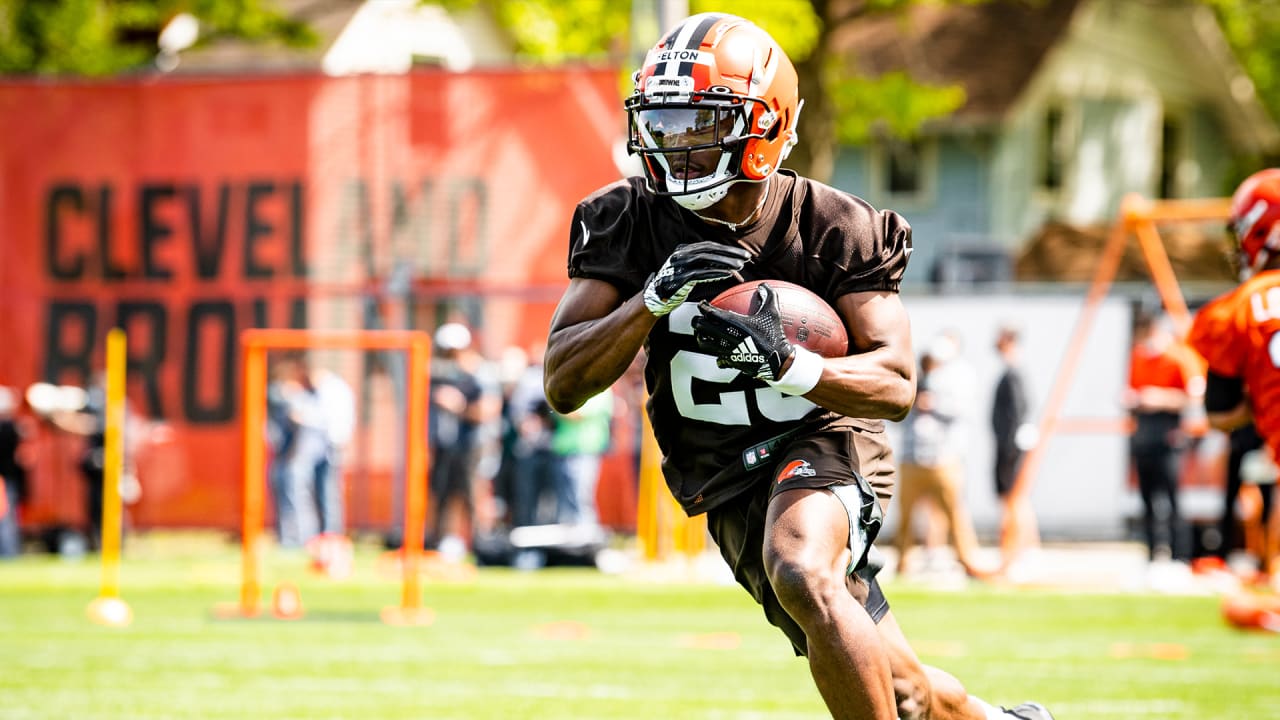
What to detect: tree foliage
<box><xmin>831</xmin><ymin>71</ymin><xmax>967</xmax><ymax>142</ymax></box>
<box><xmin>0</xmin><ymin>0</ymin><xmax>314</xmax><ymax>76</ymax></box>
<box><xmin>1204</xmin><ymin>0</ymin><xmax>1280</xmax><ymax>128</ymax></box>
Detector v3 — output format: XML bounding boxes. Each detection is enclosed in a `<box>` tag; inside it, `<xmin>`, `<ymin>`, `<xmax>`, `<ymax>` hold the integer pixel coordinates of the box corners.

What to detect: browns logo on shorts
<box><xmin>777</xmin><ymin>459</ymin><xmax>817</xmax><ymax>482</ymax></box>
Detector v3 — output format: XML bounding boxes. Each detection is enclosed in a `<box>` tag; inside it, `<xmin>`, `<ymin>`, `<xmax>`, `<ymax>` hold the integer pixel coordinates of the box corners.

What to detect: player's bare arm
<box><xmin>548</xmin><ymin>241</ymin><xmax>750</xmax><ymax>412</ymax></box>
<box><xmin>804</xmin><ymin>290</ymin><xmax>916</xmax><ymax>421</ymax></box>
<box><xmin>544</xmin><ymin>278</ymin><xmax>654</xmax><ymax>414</ymax></box>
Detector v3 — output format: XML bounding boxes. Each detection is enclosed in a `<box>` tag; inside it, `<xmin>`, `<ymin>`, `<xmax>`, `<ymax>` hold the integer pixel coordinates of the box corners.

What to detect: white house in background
<box><xmin>832</xmin><ymin>0</ymin><xmax>1280</xmax><ymax>287</ymax></box>
<box><xmin>170</xmin><ymin>0</ymin><xmax>513</xmax><ymax>75</ymax></box>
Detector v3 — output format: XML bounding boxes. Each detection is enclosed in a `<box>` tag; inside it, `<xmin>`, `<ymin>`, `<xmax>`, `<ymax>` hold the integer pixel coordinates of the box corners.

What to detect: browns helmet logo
<box><xmin>777</xmin><ymin>459</ymin><xmax>816</xmax><ymax>482</ymax></box>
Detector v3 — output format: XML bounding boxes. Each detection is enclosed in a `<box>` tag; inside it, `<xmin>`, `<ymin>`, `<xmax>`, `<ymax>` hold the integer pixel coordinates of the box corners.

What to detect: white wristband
<box><xmin>767</xmin><ymin>346</ymin><xmax>824</xmax><ymax>396</ymax></box>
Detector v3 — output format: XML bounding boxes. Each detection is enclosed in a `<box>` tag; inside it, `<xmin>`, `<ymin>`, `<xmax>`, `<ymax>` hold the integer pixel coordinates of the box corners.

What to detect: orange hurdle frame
<box><xmin>1002</xmin><ymin>194</ymin><xmax>1233</xmax><ymax>564</ymax></box>
<box><xmin>231</xmin><ymin>328</ymin><xmax>433</xmax><ymax>624</ymax></box>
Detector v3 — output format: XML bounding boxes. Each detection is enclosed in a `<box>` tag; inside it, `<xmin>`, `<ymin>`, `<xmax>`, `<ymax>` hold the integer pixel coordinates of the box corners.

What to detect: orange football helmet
<box><xmin>1230</xmin><ymin>168</ymin><xmax>1280</xmax><ymax>280</ymax></box>
<box><xmin>625</xmin><ymin>13</ymin><xmax>802</xmax><ymax>211</ymax></box>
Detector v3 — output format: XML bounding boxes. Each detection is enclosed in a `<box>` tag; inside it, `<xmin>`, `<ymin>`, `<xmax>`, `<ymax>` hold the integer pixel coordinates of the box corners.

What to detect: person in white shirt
<box><xmin>894</xmin><ymin>331</ymin><xmax>992</xmax><ymax>578</ymax></box>
<box><xmin>313</xmin><ymin>366</ymin><xmax>355</xmax><ymax>535</ymax></box>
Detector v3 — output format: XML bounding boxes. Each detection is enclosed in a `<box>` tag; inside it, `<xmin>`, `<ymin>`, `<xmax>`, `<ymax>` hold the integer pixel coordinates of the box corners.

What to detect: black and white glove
<box><xmin>692</xmin><ymin>283</ymin><xmax>793</xmax><ymax>382</ymax></box>
<box><xmin>643</xmin><ymin>241</ymin><xmax>751</xmax><ymax>317</ymax></box>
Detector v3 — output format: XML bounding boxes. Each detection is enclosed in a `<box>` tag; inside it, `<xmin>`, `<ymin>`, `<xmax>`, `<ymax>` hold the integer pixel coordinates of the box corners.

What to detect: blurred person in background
<box><xmin>48</xmin><ymin>373</ymin><xmax>141</xmax><ymax>552</ymax></box>
<box><xmin>0</xmin><ymin>386</ymin><xmax>28</xmax><ymax>557</ymax></box>
<box><xmin>894</xmin><ymin>331</ymin><xmax>991</xmax><ymax>579</ymax></box>
<box><xmin>542</xmin><ymin>13</ymin><xmax>1052</xmax><ymax>720</ymax></box>
<box><xmin>990</xmin><ymin>324</ymin><xmax>1040</xmax><ymax>567</ymax></box>
<box><xmin>1124</xmin><ymin>310</ymin><xmax>1193</xmax><ymax>566</ymax></box>
<box><xmin>490</xmin><ymin>345</ymin><xmax>529</xmax><ymax>527</ymax></box>
<box><xmin>506</xmin><ymin>350</ymin><xmax>559</xmax><ymax>528</ymax></box>
<box><xmin>1188</xmin><ymin>168</ymin><xmax>1280</xmax><ymax>579</ymax></box>
<box><xmin>265</xmin><ymin>353</ymin><xmax>324</xmax><ymax>549</ymax></box>
<box><xmin>551</xmin><ymin>386</ymin><xmax>614</xmax><ymax>527</ymax></box>
<box><xmin>311</xmin><ymin>365</ymin><xmax>355</xmax><ymax>536</ymax></box>
<box><xmin>303</xmin><ymin>363</ymin><xmax>356</xmax><ymax>577</ymax></box>
<box><xmin>426</xmin><ymin>322</ymin><xmax>501</xmax><ymax>557</ymax></box>
<box><xmin>1215</xmin><ymin>423</ymin><xmax>1274</xmax><ymax>571</ymax></box>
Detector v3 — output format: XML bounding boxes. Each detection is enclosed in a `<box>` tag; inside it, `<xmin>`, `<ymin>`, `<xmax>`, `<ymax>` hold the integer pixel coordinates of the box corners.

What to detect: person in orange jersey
<box><xmin>1125</xmin><ymin>310</ymin><xmax>1195</xmax><ymax>564</ymax></box>
<box><xmin>1187</xmin><ymin>168</ymin><xmax>1280</xmax><ymax>580</ymax></box>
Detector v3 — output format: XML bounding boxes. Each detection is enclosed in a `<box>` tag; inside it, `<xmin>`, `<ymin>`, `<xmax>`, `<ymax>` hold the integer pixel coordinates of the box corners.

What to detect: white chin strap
<box><xmin>674</xmin><ymin>183</ymin><xmax>734</xmax><ymax>211</ymax></box>
<box><xmin>667</xmin><ymin>150</ymin><xmax>737</xmax><ymax>210</ymax></box>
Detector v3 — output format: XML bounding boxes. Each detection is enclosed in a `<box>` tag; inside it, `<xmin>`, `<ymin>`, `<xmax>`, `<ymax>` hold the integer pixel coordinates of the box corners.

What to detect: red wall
<box><xmin>0</xmin><ymin>68</ymin><xmax>630</xmax><ymax>533</ymax></box>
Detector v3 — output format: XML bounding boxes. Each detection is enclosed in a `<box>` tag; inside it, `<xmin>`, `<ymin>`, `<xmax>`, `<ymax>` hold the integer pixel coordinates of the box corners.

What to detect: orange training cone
<box><xmin>271</xmin><ymin>582</ymin><xmax>305</xmax><ymax>620</ymax></box>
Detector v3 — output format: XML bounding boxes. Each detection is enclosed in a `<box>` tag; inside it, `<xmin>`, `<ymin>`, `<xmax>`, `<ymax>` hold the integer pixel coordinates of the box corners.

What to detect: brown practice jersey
<box><xmin>1188</xmin><ymin>269</ymin><xmax>1280</xmax><ymax>460</ymax></box>
<box><xmin>567</xmin><ymin>170</ymin><xmax>912</xmax><ymax>515</ymax></box>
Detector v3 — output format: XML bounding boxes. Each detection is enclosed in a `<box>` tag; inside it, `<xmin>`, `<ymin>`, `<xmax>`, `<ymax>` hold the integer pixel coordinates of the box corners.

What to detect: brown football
<box><xmin>709</xmin><ymin>280</ymin><xmax>849</xmax><ymax>358</ymax></box>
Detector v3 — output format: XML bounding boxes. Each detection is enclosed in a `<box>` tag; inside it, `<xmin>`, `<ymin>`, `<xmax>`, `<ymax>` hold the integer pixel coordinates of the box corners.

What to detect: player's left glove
<box><xmin>642</xmin><ymin>242</ymin><xmax>752</xmax><ymax>318</ymax></box>
<box><xmin>692</xmin><ymin>283</ymin><xmax>793</xmax><ymax>382</ymax></box>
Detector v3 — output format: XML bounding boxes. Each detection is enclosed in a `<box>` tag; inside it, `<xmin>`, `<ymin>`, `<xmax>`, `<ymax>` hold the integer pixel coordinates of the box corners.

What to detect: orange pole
<box><xmin>401</xmin><ymin>336</ymin><xmax>430</xmax><ymax>610</ymax></box>
<box><xmin>98</xmin><ymin>328</ymin><xmax>127</xmax><ymax>600</ymax></box>
<box><xmin>86</xmin><ymin>329</ymin><xmax>133</xmax><ymax>627</ymax></box>
<box><xmin>240</xmin><ymin>342</ymin><xmax>267</xmax><ymax>616</ymax></box>
<box><xmin>636</xmin><ymin>408</ymin><xmax>663</xmax><ymax>561</ymax></box>
<box><xmin>241</xmin><ymin>328</ymin><xmax>430</xmax><ymax>351</ymax></box>
<box><xmin>1121</xmin><ymin>195</ymin><xmax>1230</xmax><ymax>335</ymax></box>
<box><xmin>1125</xmin><ymin>197</ymin><xmax>1232</xmax><ymax>223</ymax></box>
<box><xmin>1003</xmin><ymin>210</ymin><xmax>1131</xmax><ymax>557</ymax></box>
<box><xmin>1130</xmin><ymin>218</ymin><xmax>1191</xmax><ymax>334</ymax></box>
<box><xmin>1266</xmin><ymin>484</ymin><xmax>1280</xmax><ymax>577</ymax></box>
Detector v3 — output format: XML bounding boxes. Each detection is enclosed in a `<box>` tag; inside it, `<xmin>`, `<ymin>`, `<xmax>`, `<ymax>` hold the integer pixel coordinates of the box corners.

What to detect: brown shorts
<box><xmin>705</xmin><ymin>424</ymin><xmax>897</xmax><ymax>657</ymax></box>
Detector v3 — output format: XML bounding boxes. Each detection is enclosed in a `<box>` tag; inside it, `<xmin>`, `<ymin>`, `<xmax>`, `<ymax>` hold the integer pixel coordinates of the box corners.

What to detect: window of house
<box><xmin>1158</xmin><ymin>115</ymin><xmax>1183</xmax><ymax>199</ymax></box>
<box><xmin>885</xmin><ymin>138</ymin><xmax>925</xmax><ymax>197</ymax></box>
<box><xmin>1040</xmin><ymin>105</ymin><xmax>1064</xmax><ymax>192</ymax></box>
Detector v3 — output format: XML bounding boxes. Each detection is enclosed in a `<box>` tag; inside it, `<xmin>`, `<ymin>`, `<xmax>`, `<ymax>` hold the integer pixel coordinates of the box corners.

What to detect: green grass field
<box><xmin>1</xmin><ymin>534</ymin><xmax>1278</xmax><ymax>719</ymax></box>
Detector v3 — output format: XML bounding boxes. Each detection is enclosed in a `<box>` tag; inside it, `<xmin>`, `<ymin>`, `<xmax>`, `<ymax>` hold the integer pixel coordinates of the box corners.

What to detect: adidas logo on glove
<box><xmin>729</xmin><ymin>337</ymin><xmax>766</xmax><ymax>365</ymax></box>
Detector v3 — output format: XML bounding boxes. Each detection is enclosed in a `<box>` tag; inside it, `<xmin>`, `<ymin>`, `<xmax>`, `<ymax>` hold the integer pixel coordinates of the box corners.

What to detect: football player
<box><xmin>543</xmin><ymin>13</ymin><xmax>1053</xmax><ymax>720</ymax></box>
<box><xmin>1187</xmin><ymin>167</ymin><xmax>1280</xmax><ymax>577</ymax></box>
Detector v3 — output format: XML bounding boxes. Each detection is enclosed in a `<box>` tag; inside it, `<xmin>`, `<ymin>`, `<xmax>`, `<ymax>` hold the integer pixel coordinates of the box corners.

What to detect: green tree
<box><xmin>768</xmin><ymin>0</ymin><xmax>969</xmax><ymax>184</ymax></box>
<box><xmin>1203</xmin><ymin>0</ymin><xmax>1280</xmax><ymax>170</ymax></box>
<box><xmin>0</xmin><ymin>0</ymin><xmax>314</xmax><ymax>77</ymax></box>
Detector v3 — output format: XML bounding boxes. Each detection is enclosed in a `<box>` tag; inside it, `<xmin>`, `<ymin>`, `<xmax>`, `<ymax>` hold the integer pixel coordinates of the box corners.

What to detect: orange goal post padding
<box><xmin>227</xmin><ymin>328</ymin><xmax>432</xmax><ymax>624</ymax></box>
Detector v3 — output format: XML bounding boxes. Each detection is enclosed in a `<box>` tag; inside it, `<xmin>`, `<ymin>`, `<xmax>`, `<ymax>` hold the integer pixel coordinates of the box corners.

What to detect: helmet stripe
<box><xmin>658</xmin><ymin>18</ymin><xmax>704</xmax><ymax>77</ymax></box>
<box><xmin>660</xmin><ymin>27</ymin><xmax>680</xmax><ymax>50</ymax></box>
<box><xmin>657</xmin><ymin>14</ymin><xmax>723</xmax><ymax>77</ymax></box>
<box><xmin>677</xmin><ymin>14</ymin><xmax>723</xmax><ymax>77</ymax></box>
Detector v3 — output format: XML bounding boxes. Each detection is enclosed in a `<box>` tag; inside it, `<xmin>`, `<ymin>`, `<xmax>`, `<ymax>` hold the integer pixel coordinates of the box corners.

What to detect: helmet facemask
<box><xmin>1235</xmin><ymin>222</ymin><xmax>1280</xmax><ymax>281</ymax></box>
<box><xmin>626</xmin><ymin>89</ymin><xmax>776</xmax><ymax>211</ymax></box>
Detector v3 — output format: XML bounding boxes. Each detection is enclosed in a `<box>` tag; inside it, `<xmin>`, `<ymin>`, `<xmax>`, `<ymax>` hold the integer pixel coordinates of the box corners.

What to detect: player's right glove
<box><xmin>692</xmin><ymin>283</ymin><xmax>793</xmax><ymax>382</ymax></box>
<box><xmin>643</xmin><ymin>241</ymin><xmax>752</xmax><ymax>317</ymax></box>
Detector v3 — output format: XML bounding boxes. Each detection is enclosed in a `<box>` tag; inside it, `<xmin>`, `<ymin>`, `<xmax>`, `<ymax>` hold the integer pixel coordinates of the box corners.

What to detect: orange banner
<box><xmin>0</xmin><ymin>69</ymin><xmax>625</xmax><ymax>532</ymax></box>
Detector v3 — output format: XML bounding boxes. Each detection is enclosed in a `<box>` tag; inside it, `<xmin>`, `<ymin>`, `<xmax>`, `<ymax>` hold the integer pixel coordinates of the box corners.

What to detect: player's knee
<box><xmin>763</xmin><ymin>550</ymin><xmax>842</xmax><ymax>623</ymax></box>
